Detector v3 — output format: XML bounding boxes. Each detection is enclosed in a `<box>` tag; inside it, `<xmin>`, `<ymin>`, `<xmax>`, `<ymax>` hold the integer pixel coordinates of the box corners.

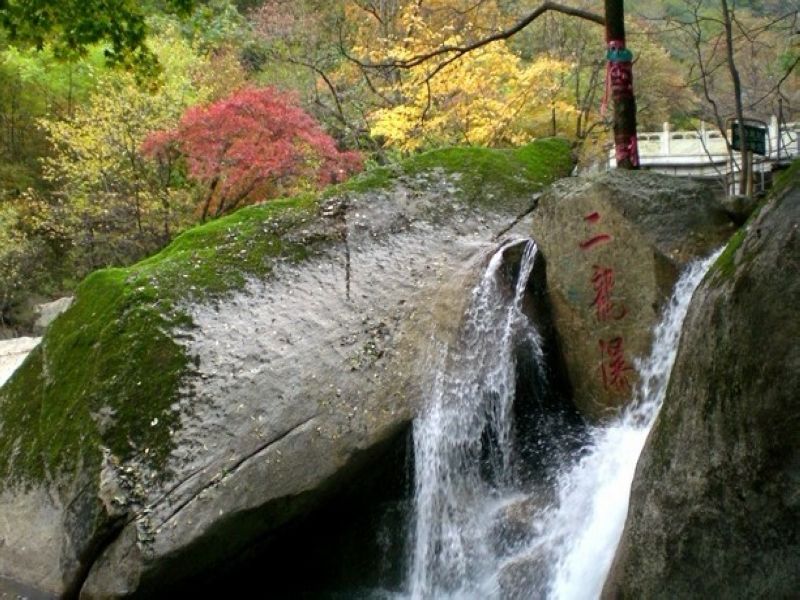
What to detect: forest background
<box><xmin>0</xmin><ymin>0</ymin><xmax>796</xmax><ymax>331</ymax></box>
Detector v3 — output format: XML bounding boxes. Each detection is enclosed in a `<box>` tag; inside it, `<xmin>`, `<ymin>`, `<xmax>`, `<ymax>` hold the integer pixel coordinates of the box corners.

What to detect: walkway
<box><xmin>609</xmin><ymin>117</ymin><xmax>799</xmax><ymax>193</ymax></box>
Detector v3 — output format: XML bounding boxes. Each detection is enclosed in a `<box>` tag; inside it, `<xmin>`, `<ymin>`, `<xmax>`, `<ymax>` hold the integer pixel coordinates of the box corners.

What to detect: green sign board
<box><xmin>731</xmin><ymin>121</ymin><xmax>767</xmax><ymax>156</ymax></box>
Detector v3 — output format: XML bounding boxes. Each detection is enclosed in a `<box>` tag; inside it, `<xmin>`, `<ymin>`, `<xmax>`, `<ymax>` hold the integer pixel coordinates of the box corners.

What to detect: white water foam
<box><xmin>404</xmin><ymin>243</ymin><xmax>720</xmax><ymax>600</ymax></box>
<box><xmin>409</xmin><ymin>238</ymin><xmax>541</xmax><ymax>598</ymax></box>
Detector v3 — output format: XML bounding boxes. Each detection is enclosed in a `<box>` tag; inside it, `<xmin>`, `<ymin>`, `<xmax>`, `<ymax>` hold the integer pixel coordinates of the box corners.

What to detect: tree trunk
<box><xmin>720</xmin><ymin>0</ymin><xmax>749</xmax><ymax>195</ymax></box>
<box><xmin>605</xmin><ymin>0</ymin><xmax>639</xmax><ymax>169</ymax></box>
<box><xmin>201</xmin><ymin>177</ymin><xmax>220</xmax><ymax>222</ymax></box>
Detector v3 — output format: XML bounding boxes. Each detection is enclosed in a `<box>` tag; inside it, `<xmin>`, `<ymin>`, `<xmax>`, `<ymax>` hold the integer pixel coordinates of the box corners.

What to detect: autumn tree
<box><xmin>0</xmin><ymin>3</ymin><xmax>255</xmax><ymax>327</ymax></box>
<box><xmin>333</xmin><ymin>0</ymin><xmax>645</xmax><ymax>166</ymax></box>
<box><xmin>244</xmin><ymin>0</ymin><xmax>378</xmax><ymax>151</ymax></box>
<box><xmin>39</xmin><ymin>28</ymin><xmax>225</xmax><ymax>270</ymax></box>
<box><xmin>343</xmin><ymin>0</ymin><xmax>574</xmax><ymax>150</ymax></box>
<box><xmin>644</xmin><ymin>0</ymin><xmax>798</xmax><ymax>193</ymax></box>
<box><xmin>0</xmin><ymin>0</ymin><xmax>195</xmax><ymax>70</ymax></box>
<box><xmin>487</xmin><ymin>3</ymin><xmax>685</xmax><ymax>166</ymax></box>
<box><xmin>143</xmin><ymin>86</ymin><xmax>363</xmax><ymax>220</ymax></box>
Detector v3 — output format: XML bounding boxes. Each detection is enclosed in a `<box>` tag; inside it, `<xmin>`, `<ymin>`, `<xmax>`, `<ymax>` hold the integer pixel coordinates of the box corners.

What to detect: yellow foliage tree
<box><xmin>343</xmin><ymin>0</ymin><xmax>576</xmax><ymax>151</ymax></box>
<box><xmin>39</xmin><ymin>27</ymin><xmax>245</xmax><ymax>269</ymax></box>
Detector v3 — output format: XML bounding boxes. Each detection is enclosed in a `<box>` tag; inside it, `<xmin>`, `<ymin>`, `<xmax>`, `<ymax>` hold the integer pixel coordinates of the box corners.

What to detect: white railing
<box><xmin>609</xmin><ymin>117</ymin><xmax>799</xmax><ymax>192</ymax></box>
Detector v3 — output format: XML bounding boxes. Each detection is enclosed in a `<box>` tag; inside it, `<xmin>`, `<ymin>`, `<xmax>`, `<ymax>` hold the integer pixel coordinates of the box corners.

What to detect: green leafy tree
<box><xmin>0</xmin><ymin>44</ymin><xmax>105</xmax><ymax>193</ymax></box>
<box><xmin>39</xmin><ymin>29</ymin><xmax>221</xmax><ymax>271</ymax></box>
<box><xmin>0</xmin><ymin>0</ymin><xmax>195</xmax><ymax>69</ymax></box>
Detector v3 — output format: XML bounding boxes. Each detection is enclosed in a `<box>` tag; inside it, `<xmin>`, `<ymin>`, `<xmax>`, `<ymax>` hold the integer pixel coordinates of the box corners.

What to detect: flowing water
<box><xmin>408</xmin><ymin>238</ymin><xmax>542</xmax><ymax>598</ymax></box>
<box><xmin>540</xmin><ymin>250</ymin><xmax>720</xmax><ymax>600</ymax></box>
<box><xmin>402</xmin><ymin>241</ymin><xmax>719</xmax><ymax>600</ymax></box>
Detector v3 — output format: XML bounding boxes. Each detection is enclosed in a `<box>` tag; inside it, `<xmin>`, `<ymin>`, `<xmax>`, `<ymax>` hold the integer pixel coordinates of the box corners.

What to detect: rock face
<box><xmin>604</xmin><ymin>165</ymin><xmax>800</xmax><ymax>598</ymax></box>
<box><xmin>531</xmin><ymin>172</ymin><xmax>734</xmax><ymax>420</ymax></box>
<box><xmin>0</xmin><ymin>140</ymin><xmax>573</xmax><ymax>597</ymax></box>
<box><xmin>0</xmin><ymin>337</ymin><xmax>40</xmax><ymax>387</ymax></box>
<box><xmin>33</xmin><ymin>297</ymin><xmax>74</xmax><ymax>335</ymax></box>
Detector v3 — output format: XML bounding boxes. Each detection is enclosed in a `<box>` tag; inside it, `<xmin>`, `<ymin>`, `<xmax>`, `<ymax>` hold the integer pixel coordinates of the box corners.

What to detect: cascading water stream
<box><xmin>540</xmin><ymin>249</ymin><xmax>721</xmax><ymax>600</ymax></box>
<box><xmin>409</xmin><ymin>238</ymin><xmax>542</xmax><ymax>599</ymax></box>
<box><xmin>404</xmin><ymin>240</ymin><xmax>720</xmax><ymax>600</ymax></box>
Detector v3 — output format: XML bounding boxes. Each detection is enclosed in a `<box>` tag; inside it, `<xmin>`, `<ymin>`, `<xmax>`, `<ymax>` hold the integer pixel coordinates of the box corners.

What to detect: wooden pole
<box><xmin>777</xmin><ymin>97</ymin><xmax>783</xmax><ymax>164</ymax></box>
<box><xmin>605</xmin><ymin>0</ymin><xmax>639</xmax><ymax>169</ymax></box>
<box><xmin>720</xmin><ymin>0</ymin><xmax>749</xmax><ymax>195</ymax></box>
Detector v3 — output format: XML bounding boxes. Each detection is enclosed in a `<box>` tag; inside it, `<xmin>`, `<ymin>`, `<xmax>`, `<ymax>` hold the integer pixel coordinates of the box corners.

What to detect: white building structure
<box><xmin>609</xmin><ymin>117</ymin><xmax>799</xmax><ymax>193</ymax></box>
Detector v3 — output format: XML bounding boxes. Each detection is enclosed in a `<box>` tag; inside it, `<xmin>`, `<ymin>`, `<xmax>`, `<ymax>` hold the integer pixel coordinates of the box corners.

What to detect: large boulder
<box><xmin>0</xmin><ymin>140</ymin><xmax>573</xmax><ymax>597</ymax></box>
<box><xmin>604</xmin><ymin>163</ymin><xmax>800</xmax><ymax>598</ymax></box>
<box><xmin>531</xmin><ymin>172</ymin><xmax>734</xmax><ymax>420</ymax></box>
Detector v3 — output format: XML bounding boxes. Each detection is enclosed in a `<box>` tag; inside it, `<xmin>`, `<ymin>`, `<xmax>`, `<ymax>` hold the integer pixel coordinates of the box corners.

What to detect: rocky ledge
<box><xmin>0</xmin><ymin>140</ymin><xmax>573</xmax><ymax>597</ymax></box>
<box><xmin>604</xmin><ymin>162</ymin><xmax>800</xmax><ymax>598</ymax></box>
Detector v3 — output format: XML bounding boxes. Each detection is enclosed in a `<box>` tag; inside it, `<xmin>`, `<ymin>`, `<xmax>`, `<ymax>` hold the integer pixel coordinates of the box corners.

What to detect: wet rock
<box><xmin>32</xmin><ymin>296</ymin><xmax>73</xmax><ymax>334</ymax></box>
<box><xmin>489</xmin><ymin>492</ymin><xmax>555</xmax><ymax>557</ymax></box>
<box><xmin>531</xmin><ymin>171</ymin><xmax>735</xmax><ymax>420</ymax></box>
<box><xmin>603</xmin><ymin>166</ymin><xmax>800</xmax><ymax>598</ymax></box>
<box><xmin>490</xmin><ymin>496</ymin><xmax>539</xmax><ymax>554</ymax></box>
<box><xmin>718</xmin><ymin>193</ymin><xmax>760</xmax><ymax>226</ymax></box>
<box><xmin>498</xmin><ymin>553</ymin><xmax>550</xmax><ymax>600</ymax></box>
<box><xmin>0</xmin><ymin>141</ymin><xmax>572</xmax><ymax>597</ymax></box>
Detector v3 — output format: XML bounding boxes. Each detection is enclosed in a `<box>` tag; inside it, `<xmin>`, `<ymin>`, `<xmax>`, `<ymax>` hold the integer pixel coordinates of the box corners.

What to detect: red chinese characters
<box><xmin>590</xmin><ymin>265</ymin><xmax>627</xmax><ymax>321</ymax></box>
<box><xmin>580</xmin><ymin>210</ymin><xmax>633</xmax><ymax>393</ymax></box>
<box><xmin>579</xmin><ymin>234</ymin><xmax>612</xmax><ymax>250</ymax></box>
<box><xmin>599</xmin><ymin>337</ymin><xmax>634</xmax><ymax>392</ymax></box>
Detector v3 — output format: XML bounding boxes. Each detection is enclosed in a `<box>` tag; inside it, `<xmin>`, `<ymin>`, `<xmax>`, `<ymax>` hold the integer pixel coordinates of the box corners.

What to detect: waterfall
<box><xmin>409</xmin><ymin>238</ymin><xmax>541</xmax><ymax>598</ymax></box>
<box><xmin>404</xmin><ymin>241</ymin><xmax>720</xmax><ymax>600</ymax></box>
<box><xmin>541</xmin><ymin>250</ymin><xmax>720</xmax><ymax>599</ymax></box>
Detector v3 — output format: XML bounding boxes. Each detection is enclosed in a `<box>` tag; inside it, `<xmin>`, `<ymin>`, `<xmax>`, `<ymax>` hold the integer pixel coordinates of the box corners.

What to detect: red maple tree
<box><xmin>143</xmin><ymin>87</ymin><xmax>362</xmax><ymax>219</ymax></box>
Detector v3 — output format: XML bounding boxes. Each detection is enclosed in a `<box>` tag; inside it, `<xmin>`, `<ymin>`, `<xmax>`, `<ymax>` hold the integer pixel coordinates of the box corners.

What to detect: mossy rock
<box><xmin>0</xmin><ymin>139</ymin><xmax>573</xmax><ymax>597</ymax></box>
<box><xmin>604</xmin><ymin>161</ymin><xmax>800</xmax><ymax>598</ymax></box>
<box><xmin>712</xmin><ymin>158</ymin><xmax>800</xmax><ymax>281</ymax></box>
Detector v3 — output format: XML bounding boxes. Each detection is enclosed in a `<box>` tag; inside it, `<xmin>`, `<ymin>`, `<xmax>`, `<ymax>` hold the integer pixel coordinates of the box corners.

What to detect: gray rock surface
<box><xmin>719</xmin><ymin>193</ymin><xmax>760</xmax><ymax>225</ymax></box>
<box><xmin>0</xmin><ymin>141</ymin><xmax>568</xmax><ymax>598</ymax></box>
<box><xmin>531</xmin><ymin>171</ymin><xmax>735</xmax><ymax>420</ymax></box>
<box><xmin>0</xmin><ymin>336</ymin><xmax>40</xmax><ymax>387</ymax></box>
<box><xmin>603</xmin><ymin>168</ymin><xmax>800</xmax><ymax>598</ymax></box>
<box><xmin>81</xmin><ymin>200</ymin><xmax>519</xmax><ymax>597</ymax></box>
<box><xmin>33</xmin><ymin>297</ymin><xmax>73</xmax><ymax>335</ymax></box>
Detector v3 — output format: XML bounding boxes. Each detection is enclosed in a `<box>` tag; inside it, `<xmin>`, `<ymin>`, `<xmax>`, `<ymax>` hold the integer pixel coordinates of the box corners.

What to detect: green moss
<box><xmin>0</xmin><ymin>194</ymin><xmax>329</xmax><ymax>487</ymax></box>
<box><xmin>325</xmin><ymin>138</ymin><xmax>573</xmax><ymax>202</ymax></box>
<box><xmin>768</xmin><ymin>157</ymin><xmax>800</xmax><ymax>200</ymax></box>
<box><xmin>335</xmin><ymin>166</ymin><xmax>396</xmax><ymax>194</ymax></box>
<box><xmin>712</xmin><ymin>226</ymin><xmax>747</xmax><ymax>279</ymax></box>
<box><xmin>0</xmin><ymin>270</ymin><xmax>189</xmax><ymax>484</ymax></box>
<box><xmin>130</xmin><ymin>193</ymin><xmax>323</xmax><ymax>300</ymax></box>
<box><xmin>400</xmin><ymin>137</ymin><xmax>573</xmax><ymax>203</ymax></box>
<box><xmin>713</xmin><ymin>158</ymin><xmax>800</xmax><ymax>281</ymax></box>
<box><xmin>0</xmin><ymin>138</ymin><xmax>573</xmax><ymax>488</ymax></box>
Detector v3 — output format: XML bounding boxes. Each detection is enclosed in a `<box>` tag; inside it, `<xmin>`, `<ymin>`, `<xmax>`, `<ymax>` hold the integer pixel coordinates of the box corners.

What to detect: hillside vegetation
<box><xmin>0</xmin><ymin>0</ymin><xmax>795</xmax><ymax>330</ymax></box>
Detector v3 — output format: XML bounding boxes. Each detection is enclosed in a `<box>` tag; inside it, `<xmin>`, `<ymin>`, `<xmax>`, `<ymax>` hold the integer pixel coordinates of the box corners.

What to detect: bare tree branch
<box><xmin>352</xmin><ymin>1</ymin><xmax>385</xmax><ymax>25</ymax></box>
<box><xmin>746</xmin><ymin>55</ymin><xmax>800</xmax><ymax>111</ymax></box>
<box><xmin>355</xmin><ymin>2</ymin><xmax>604</xmax><ymax>72</ymax></box>
<box><xmin>267</xmin><ymin>51</ymin><xmax>347</xmax><ymax>122</ymax></box>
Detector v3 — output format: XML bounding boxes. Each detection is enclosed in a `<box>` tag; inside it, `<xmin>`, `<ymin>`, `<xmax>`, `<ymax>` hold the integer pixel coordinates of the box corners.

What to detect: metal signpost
<box><xmin>728</xmin><ymin>118</ymin><xmax>770</xmax><ymax>196</ymax></box>
<box><xmin>730</xmin><ymin>120</ymin><xmax>768</xmax><ymax>156</ymax></box>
